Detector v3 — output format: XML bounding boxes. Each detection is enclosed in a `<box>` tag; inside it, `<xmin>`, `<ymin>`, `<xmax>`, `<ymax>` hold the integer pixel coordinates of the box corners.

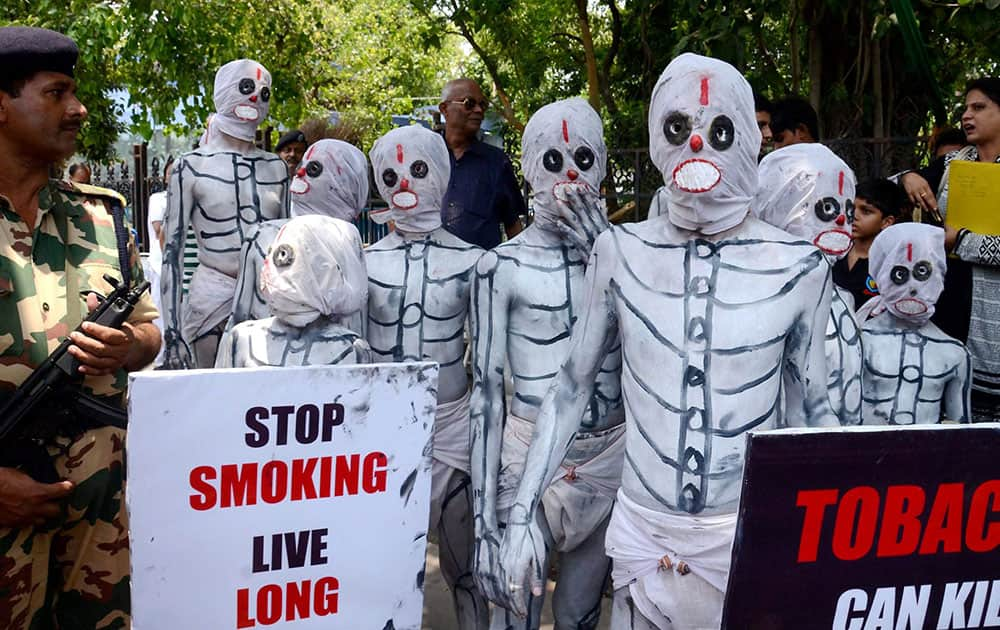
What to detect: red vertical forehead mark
<box><xmin>562</xmin><ymin>119</ymin><xmax>569</xmax><ymax>143</ymax></box>
<box><xmin>700</xmin><ymin>77</ymin><xmax>710</xmax><ymax>106</ymax></box>
<box><xmin>305</xmin><ymin>146</ymin><xmax>316</xmax><ymax>160</ymax></box>
<box><xmin>396</xmin><ymin>144</ymin><xmax>404</xmax><ymax>164</ymax></box>
<box><xmin>907</xmin><ymin>243</ymin><xmax>913</xmax><ymax>262</ymax></box>
<box><xmin>257</xmin><ymin>67</ymin><xmax>262</xmax><ymax>81</ymax></box>
<box><xmin>838</xmin><ymin>171</ymin><xmax>844</xmax><ymax>196</ymax></box>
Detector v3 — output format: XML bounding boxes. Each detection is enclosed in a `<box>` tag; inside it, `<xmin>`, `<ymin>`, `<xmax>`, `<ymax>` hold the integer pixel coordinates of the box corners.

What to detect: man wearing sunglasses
<box><xmin>439</xmin><ymin>78</ymin><xmax>525</xmax><ymax>250</ymax></box>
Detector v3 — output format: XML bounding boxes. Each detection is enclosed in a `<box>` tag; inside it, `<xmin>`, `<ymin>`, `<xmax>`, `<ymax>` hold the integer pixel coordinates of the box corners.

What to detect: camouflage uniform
<box><xmin>0</xmin><ymin>180</ymin><xmax>157</xmax><ymax>630</ymax></box>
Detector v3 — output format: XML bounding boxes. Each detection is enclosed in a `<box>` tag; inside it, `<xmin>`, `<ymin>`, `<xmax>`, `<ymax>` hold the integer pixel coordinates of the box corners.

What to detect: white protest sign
<box><xmin>127</xmin><ymin>363</ymin><xmax>437</xmax><ymax>629</ymax></box>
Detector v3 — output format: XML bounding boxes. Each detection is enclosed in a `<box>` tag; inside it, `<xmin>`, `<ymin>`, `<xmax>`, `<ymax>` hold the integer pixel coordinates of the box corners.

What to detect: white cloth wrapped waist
<box><xmin>497</xmin><ymin>413</ymin><xmax>625</xmax><ymax>551</ymax></box>
<box><xmin>432</xmin><ymin>389</ymin><xmax>471</xmax><ymax>473</ymax></box>
<box><xmin>182</xmin><ymin>264</ymin><xmax>237</xmax><ymax>340</ymax></box>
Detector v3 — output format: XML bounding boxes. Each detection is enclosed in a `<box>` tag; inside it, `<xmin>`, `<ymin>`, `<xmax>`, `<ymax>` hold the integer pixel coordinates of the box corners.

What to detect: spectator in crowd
<box><xmin>275</xmin><ymin>128</ymin><xmax>307</xmax><ymax>178</ymax></box>
<box><xmin>770</xmin><ymin>96</ymin><xmax>819</xmax><ymax>149</ymax></box>
<box><xmin>754</xmin><ymin>90</ymin><xmax>773</xmax><ymax>160</ymax></box>
<box><xmin>146</xmin><ymin>158</ymin><xmax>173</xmax><ymax>366</ymax></box>
<box><xmin>899</xmin><ymin>77</ymin><xmax>1000</xmax><ymax>421</ymax></box>
<box><xmin>68</xmin><ymin>160</ymin><xmax>90</xmax><ymax>183</ymax></box>
<box><xmin>438</xmin><ymin>78</ymin><xmax>524</xmax><ymax>250</ymax></box>
<box><xmin>932</xmin><ymin>127</ymin><xmax>967</xmax><ymax>158</ymax></box>
<box><xmin>833</xmin><ymin>179</ymin><xmax>908</xmax><ymax>310</ymax></box>
<box><xmin>0</xmin><ymin>26</ymin><xmax>160</xmax><ymax>628</ymax></box>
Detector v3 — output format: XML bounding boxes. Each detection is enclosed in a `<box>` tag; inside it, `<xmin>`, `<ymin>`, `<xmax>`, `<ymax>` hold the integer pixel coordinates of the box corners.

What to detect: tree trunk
<box><xmin>573</xmin><ymin>0</ymin><xmax>602</xmax><ymax>111</ymax></box>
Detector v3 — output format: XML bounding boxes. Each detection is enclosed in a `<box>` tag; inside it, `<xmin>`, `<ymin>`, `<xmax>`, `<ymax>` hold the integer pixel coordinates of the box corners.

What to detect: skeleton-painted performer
<box><xmin>216</xmin><ymin>215</ymin><xmax>368</xmax><ymax>368</ymax></box>
<box><xmin>230</xmin><ymin>139</ymin><xmax>369</xmax><ymax>327</ymax></box>
<box><xmin>365</xmin><ymin>125</ymin><xmax>488</xmax><ymax>629</ymax></box>
<box><xmin>160</xmin><ymin>59</ymin><xmax>289</xmax><ymax>368</ymax></box>
<box><xmin>469</xmin><ymin>98</ymin><xmax>623</xmax><ymax>630</ymax></box>
<box><xmin>755</xmin><ymin>143</ymin><xmax>864</xmax><ymax>425</ymax></box>
<box><xmin>496</xmin><ymin>54</ymin><xmax>837</xmax><ymax>630</ymax></box>
<box><xmin>858</xmin><ymin>223</ymin><xmax>971</xmax><ymax>424</ymax></box>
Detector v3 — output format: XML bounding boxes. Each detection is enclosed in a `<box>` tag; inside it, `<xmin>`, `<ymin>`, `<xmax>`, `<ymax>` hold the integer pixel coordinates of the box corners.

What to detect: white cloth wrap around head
<box><xmin>648</xmin><ymin>53</ymin><xmax>760</xmax><ymax>234</ymax></box>
<box><xmin>521</xmin><ymin>97</ymin><xmax>607</xmax><ymax>230</ymax></box>
<box><xmin>212</xmin><ymin>59</ymin><xmax>271</xmax><ymax>142</ymax></box>
<box><xmin>869</xmin><ymin>223</ymin><xmax>946</xmax><ymax>326</ymax></box>
<box><xmin>291</xmin><ymin>139</ymin><xmax>370</xmax><ymax>222</ymax></box>
<box><xmin>259</xmin><ymin>216</ymin><xmax>368</xmax><ymax>327</ymax></box>
<box><xmin>755</xmin><ymin>144</ymin><xmax>857</xmax><ymax>259</ymax></box>
<box><xmin>369</xmin><ymin>125</ymin><xmax>450</xmax><ymax>233</ymax></box>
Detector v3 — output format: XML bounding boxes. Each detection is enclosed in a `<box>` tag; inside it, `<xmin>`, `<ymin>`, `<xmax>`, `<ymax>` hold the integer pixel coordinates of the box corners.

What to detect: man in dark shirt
<box><xmin>438</xmin><ymin>78</ymin><xmax>524</xmax><ymax>250</ymax></box>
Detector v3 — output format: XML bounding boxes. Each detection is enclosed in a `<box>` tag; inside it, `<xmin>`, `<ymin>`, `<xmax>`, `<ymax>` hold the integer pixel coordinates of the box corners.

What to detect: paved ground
<box><xmin>421</xmin><ymin>543</ymin><xmax>613</xmax><ymax>630</ymax></box>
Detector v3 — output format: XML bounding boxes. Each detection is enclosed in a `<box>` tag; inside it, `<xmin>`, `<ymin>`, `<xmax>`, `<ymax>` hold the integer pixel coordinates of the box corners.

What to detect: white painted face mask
<box><xmin>369</xmin><ymin>125</ymin><xmax>450</xmax><ymax>233</ymax></box>
<box><xmin>755</xmin><ymin>143</ymin><xmax>857</xmax><ymax>260</ymax></box>
<box><xmin>521</xmin><ymin>97</ymin><xmax>607</xmax><ymax>231</ymax></box>
<box><xmin>290</xmin><ymin>139</ymin><xmax>370</xmax><ymax>222</ymax></box>
<box><xmin>647</xmin><ymin>53</ymin><xmax>761</xmax><ymax>234</ymax></box>
<box><xmin>212</xmin><ymin>59</ymin><xmax>272</xmax><ymax>143</ymax></box>
<box><xmin>260</xmin><ymin>216</ymin><xmax>368</xmax><ymax>327</ymax></box>
<box><xmin>869</xmin><ymin>223</ymin><xmax>946</xmax><ymax>326</ymax></box>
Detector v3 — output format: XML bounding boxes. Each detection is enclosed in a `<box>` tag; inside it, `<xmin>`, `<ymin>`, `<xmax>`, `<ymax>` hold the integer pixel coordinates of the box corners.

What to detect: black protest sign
<box><xmin>723</xmin><ymin>425</ymin><xmax>1000</xmax><ymax>630</ymax></box>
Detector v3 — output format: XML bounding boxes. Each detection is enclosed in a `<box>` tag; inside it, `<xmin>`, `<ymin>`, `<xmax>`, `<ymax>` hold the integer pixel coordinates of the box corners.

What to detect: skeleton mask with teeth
<box><xmin>647</xmin><ymin>53</ymin><xmax>760</xmax><ymax>234</ymax></box>
<box><xmin>211</xmin><ymin>59</ymin><xmax>272</xmax><ymax>142</ymax></box>
<box><xmin>869</xmin><ymin>223</ymin><xmax>945</xmax><ymax>326</ymax></box>
<box><xmin>368</xmin><ymin>125</ymin><xmax>450</xmax><ymax>233</ymax></box>
<box><xmin>521</xmin><ymin>97</ymin><xmax>607</xmax><ymax>231</ymax></box>
<box><xmin>259</xmin><ymin>215</ymin><xmax>368</xmax><ymax>327</ymax></box>
<box><xmin>290</xmin><ymin>139</ymin><xmax>370</xmax><ymax>222</ymax></box>
<box><xmin>755</xmin><ymin>143</ymin><xmax>857</xmax><ymax>260</ymax></box>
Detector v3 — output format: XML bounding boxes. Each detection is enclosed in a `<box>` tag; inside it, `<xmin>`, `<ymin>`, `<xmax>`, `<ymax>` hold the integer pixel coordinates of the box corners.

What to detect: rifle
<box><xmin>0</xmin><ymin>275</ymin><xmax>150</xmax><ymax>481</ymax></box>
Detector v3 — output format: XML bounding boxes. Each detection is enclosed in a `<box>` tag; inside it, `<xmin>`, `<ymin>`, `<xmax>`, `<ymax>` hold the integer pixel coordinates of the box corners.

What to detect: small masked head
<box><xmin>755</xmin><ymin>143</ymin><xmax>857</xmax><ymax>259</ymax></box>
<box><xmin>259</xmin><ymin>216</ymin><xmax>367</xmax><ymax>327</ymax></box>
<box><xmin>212</xmin><ymin>59</ymin><xmax>271</xmax><ymax>142</ymax></box>
<box><xmin>648</xmin><ymin>53</ymin><xmax>760</xmax><ymax>233</ymax></box>
<box><xmin>290</xmin><ymin>139</ymin><xmax>370</xmax><ymax>222</ymax></box>
<box><xmin>869</xmin><ymin>223</ymin><xmax>945</xmax><ymax>326</ymax></box>
<box><xmin>368</xmin><ymin>125</ymin><xmax>450</xmax><ymax>233</ymax></box>
<box><xmin>521</xmin><ymin>97</ymin><xmax>606</xmax><ymax>228</ymax></box>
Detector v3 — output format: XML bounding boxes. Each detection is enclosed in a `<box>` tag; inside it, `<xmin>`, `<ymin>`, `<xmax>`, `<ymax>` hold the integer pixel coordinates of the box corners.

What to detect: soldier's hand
<box><xmin>0</xmin><ymin>467</ymin><xmax>74</xmax><ymax>527</ymax></box>
<box><xmin>67</xmin><ymin>293</ymin><xmax>137</xmax><ymax>376</ymax></box>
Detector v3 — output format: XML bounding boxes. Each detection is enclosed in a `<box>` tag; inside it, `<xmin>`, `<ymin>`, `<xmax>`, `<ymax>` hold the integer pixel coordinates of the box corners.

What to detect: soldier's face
<box><xmin>0</xmin><ymin>71</ymin><xmax>87</xmax><ymax>162</ymax></box>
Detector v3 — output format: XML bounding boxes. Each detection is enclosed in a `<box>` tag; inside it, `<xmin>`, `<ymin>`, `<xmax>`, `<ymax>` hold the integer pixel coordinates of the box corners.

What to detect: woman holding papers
<box><xmin>899</xmin><ymin>78</ymin><xmax>1000</xmax><ymax>422</ymax></box>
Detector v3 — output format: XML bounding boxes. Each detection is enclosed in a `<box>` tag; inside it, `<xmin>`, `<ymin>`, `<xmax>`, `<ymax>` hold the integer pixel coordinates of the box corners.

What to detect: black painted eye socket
<box><xmin>542</xmin><ymin>149</ymin><xmax>563</xmax><ymax>173</ymax></box>
<box><xmin>260</xmin><ymin>87</ymin><xmax>271</xmax><ymax>102</ymax></box>
<box><xmin>381</xmin><ymin>169</ymin><xmax>398</xmax><ymax>187</ymax></box>
<box><xmin>913</xmin><ymin>260</ymin><xmax>933</xmax><ymax>281</ymax></box>
<box><xmin>273</xmin><ymin>243</ymin><xmax>295</xmax><ymax>267</ymax></box>
<box><xmin>890</xmin><ymin>265</ymin><xmax>910</xmax><ymax>285</ymax></box>
<box><xmin>663</xmin><ymin>111</ymin><xmax>693</xmax><ymax>146</ymax></box>
<box><xmin>845</xmin><ymin>199</ymin><xmax>855</xmax><ymax>222</ymax></box>
<box><xmin>573</xmin><ymin>146</ymin><xmax>595</xmax><ymax>171</ymax></box>
<box><xmin>239</xmin><ymin>78</ymin><xmax>255</xmax><ymax>95</ymax></box>
<box><xmin>814</xmin><ymin>197</ymin><xmax>841</xmax><ymax>222</ymax></box>
<box><xmin>410</xmin><ymin>160</ymin><xmax>429</xmax><ymax>178</ymax></box>
<box><xmin>708</xmin><ymin>115</ymin><xmax>735</xmax><ymax>150</ymax></box>
<box><xmin>305</xmin><ymin>160</ymin><xmax>323</xmax><ymax>178</ymax></box>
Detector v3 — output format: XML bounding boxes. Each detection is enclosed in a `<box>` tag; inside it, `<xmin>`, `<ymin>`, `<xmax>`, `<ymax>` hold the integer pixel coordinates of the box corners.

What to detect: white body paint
<box><xmin>495</xmin><ymin>54</ymin><xmax>838</xmax><ymax>630</ymax></box>
<box><xmin>859</xmin><ymin>223</ymin><xmax>971</xmax><ymax>424</ymax></box>
<box><xmin>365</xmin><ymin>125</ymin><xmax>488</xmax><ymax>630</ymax></box>
<box><xmin>756</xmin><ymin>143</ymin><xmax>864</xmax><ymax>425</ymax></box>
<box><xmin>470</xmin><ymin>98</ymin><xmax>623</xmax><ymax>630</ymax></box>
<box><xmin>160</xmin><ymin>60</ymin><xmax>288</xmax><ymax>368</ymax></box>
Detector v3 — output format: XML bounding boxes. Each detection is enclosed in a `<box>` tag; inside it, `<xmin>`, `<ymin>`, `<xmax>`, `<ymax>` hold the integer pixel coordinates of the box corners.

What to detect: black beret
<box><xmin>0</xmin><ymin>26</ymin><xmax>78</xmax><ymax>86</ymax></box>
<box><xmin>275</xmin><ymin>129</ymin><xmax>307</xmax><ymax>152</ymax></box>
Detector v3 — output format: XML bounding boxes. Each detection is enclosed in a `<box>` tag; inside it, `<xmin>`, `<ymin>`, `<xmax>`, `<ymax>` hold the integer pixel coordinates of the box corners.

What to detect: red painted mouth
<box><xmin>893</xmin><ymin>298</ymin><xmax>928</xmax><ymax>316</ymax></box>
<box><xmin>553</xmin><ymin>181</ymin><xmax>595</xmax><ymax>203</ymax></box>
<box><xmin>814</xmin><ymin>229</ymin><xmax>852</xmax><ymax>255</ymax></box>
<box><xmin>391</xmin><ymin>190</ymin><xmax>418</xmax><ymax>209</ymax></box>
<box><xmin>234</xmin><ymin>104</ymin><xmax>259</xmax><ymax>121</ymax></box>
<box><xmin>672</xmin><ymin>158</ymin><xmax>721</xmax><ymax>193</ymax></box>
<box><xmin>290</xmin><ymin>177</ymin><xmax>309</xmax><ymax>195</ymax></box>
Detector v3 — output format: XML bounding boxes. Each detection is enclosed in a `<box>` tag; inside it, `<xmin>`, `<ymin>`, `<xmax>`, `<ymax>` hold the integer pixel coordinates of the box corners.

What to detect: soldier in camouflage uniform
<box><xmin>0</xmin><ymin>27</ymin><xmax>161</xmax><ymax>629</ymax></box>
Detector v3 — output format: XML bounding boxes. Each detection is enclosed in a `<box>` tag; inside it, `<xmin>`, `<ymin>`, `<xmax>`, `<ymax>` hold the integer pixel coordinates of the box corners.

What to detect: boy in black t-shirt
<box><xmin>833</xmin><ymin>179</ymin><xmax>909</xmax><ymax>309</ymax></box>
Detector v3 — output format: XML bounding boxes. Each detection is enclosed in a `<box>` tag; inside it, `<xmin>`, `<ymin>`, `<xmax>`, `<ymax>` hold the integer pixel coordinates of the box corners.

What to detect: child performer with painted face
<box><xmin>755</xmin><ymin>143</ymin><xmax>864</xmax><ymax>425</ymax></box>
<box><xmin>859</xmin><ymin>223</ymin><xmax>971</xmax><ymax>424</ymax></box>
<box><xmin>470</xmin><ymin>98</ymin><xmax>624</xmax><ymax>629</ymax></box>
<box><xmin>216</xmin><ymin>215</ymin><xmax>369</xmax><ymax>368</ymax></box>
<box><xmin>365</xmin><ymin>125</ymin><xmax>488</xmax><ymax>630</ymax></box>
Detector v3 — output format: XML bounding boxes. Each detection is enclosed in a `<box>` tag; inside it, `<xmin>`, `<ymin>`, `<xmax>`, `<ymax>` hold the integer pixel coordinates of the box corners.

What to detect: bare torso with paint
<box><xmin>217</xmin><ymin>317</ymin><xmax>367</xmax><ymax>368</ymax></box>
